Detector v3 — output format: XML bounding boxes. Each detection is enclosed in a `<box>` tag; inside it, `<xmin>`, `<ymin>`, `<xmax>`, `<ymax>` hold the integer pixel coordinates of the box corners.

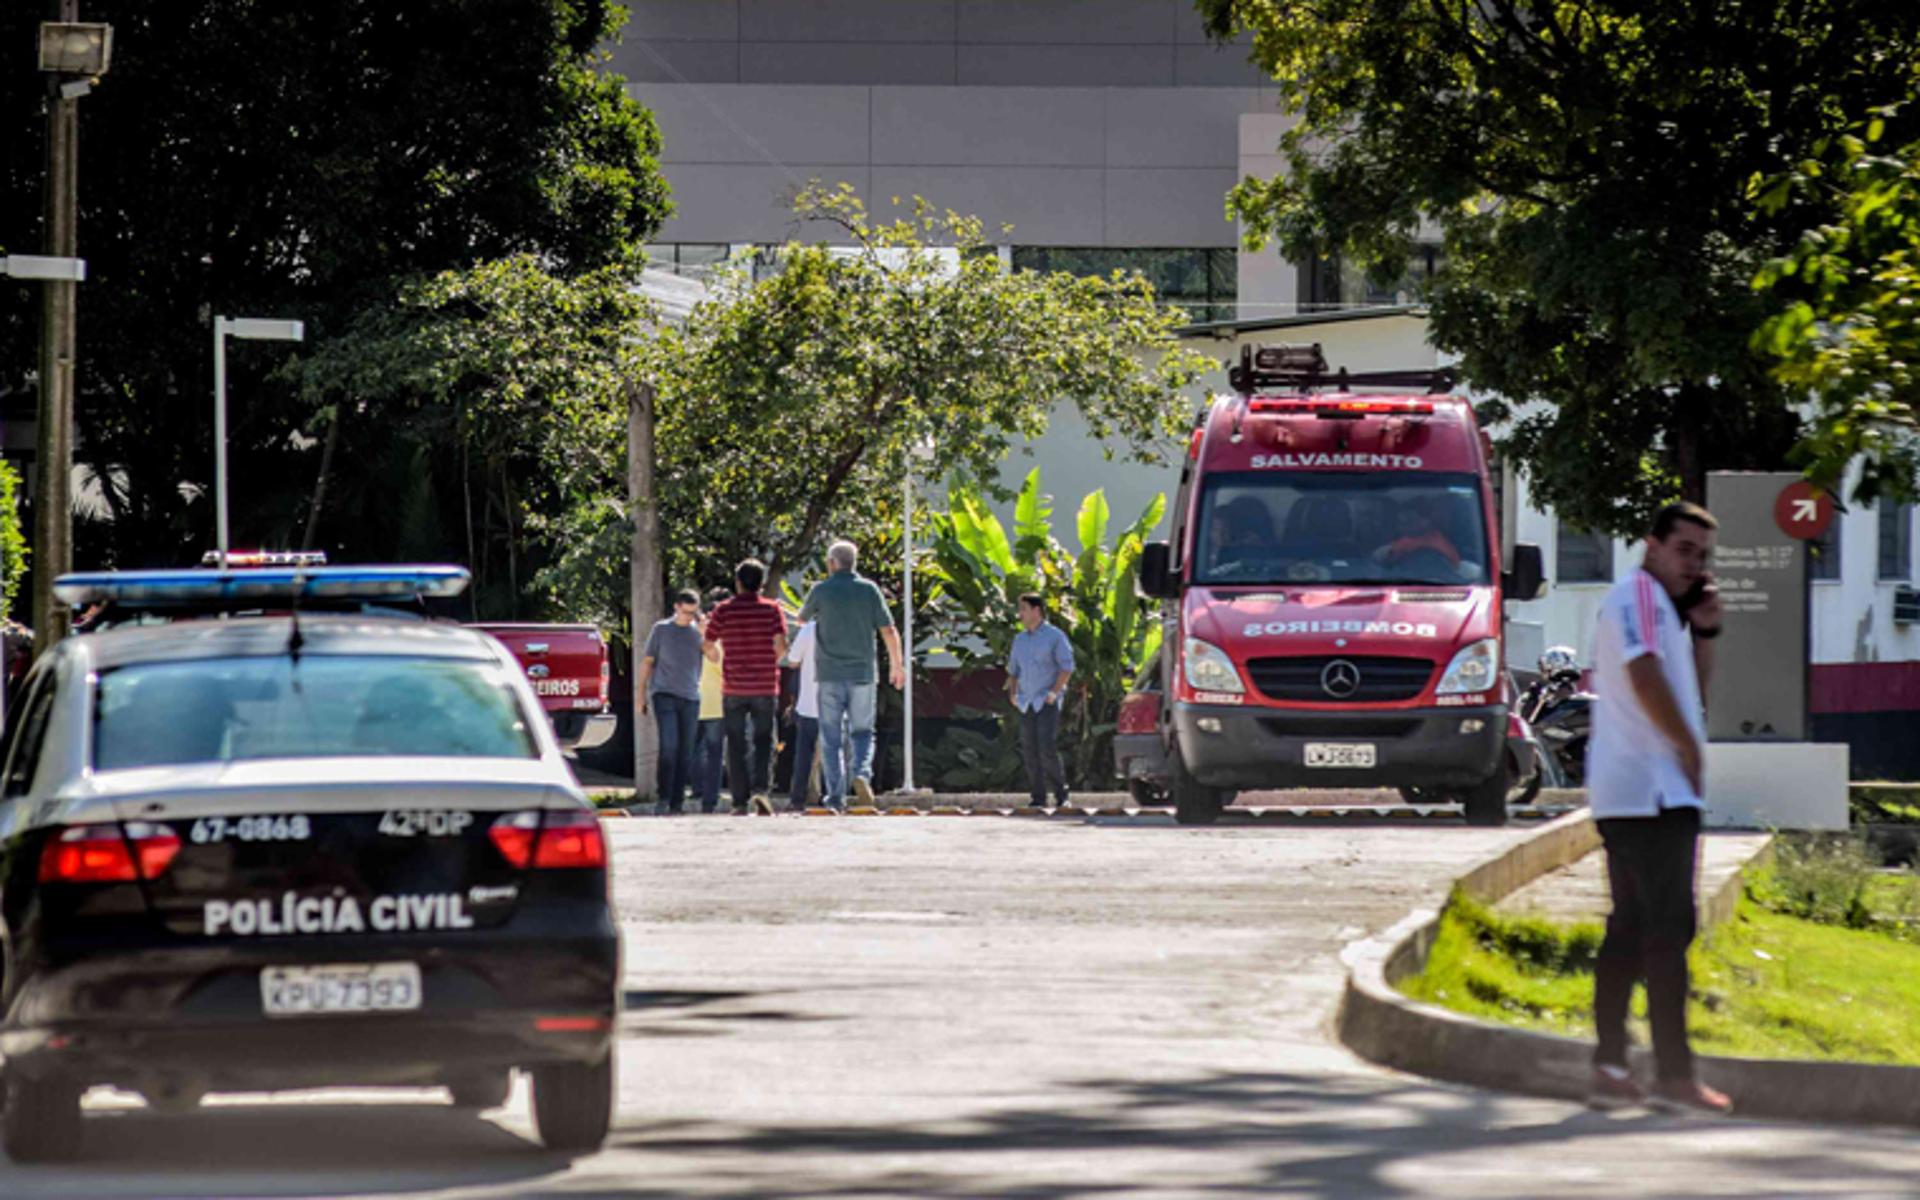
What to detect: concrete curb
<box><xmin>1336</xmin><ymin>815</ymin><xmax>1920</xmax><ymax>1126</ymax></box>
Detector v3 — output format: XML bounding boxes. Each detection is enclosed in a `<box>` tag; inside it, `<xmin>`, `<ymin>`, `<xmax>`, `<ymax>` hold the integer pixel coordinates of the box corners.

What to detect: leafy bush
<box><xmin>0</xmin><ymin>460</ymin><xmax>23</xmax><ymax>620</ymax></box>
<box><xmin>917</xmin><ymin>712</ymin><xmax>1026</xmax><ymax>793</ymax></box>
<box><xmin>1747</xmin><ymin>835</ymin><xmax>1878</xmax><ymax>928</ymax></box>
<box><xmin>921</xmin><ymin>468</ymin><xmax>1164</xmax><ymax>790</ymax></box>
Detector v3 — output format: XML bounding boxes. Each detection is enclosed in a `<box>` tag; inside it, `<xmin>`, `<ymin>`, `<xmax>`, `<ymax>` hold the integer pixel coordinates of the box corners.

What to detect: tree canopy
<box><xmin>644</xmin><ymin>185</ymin><xmax>1207</xmax><ymax>582</ymax></box>
<box><xmin>1755</xmin><ymin>105</ymin><xmax>1920</xmax><ymax>505</ymax></box>
<box><xmin>1199</xmin><ymin>0</ymin><xmax>1920</xmax><ymax>533</ymax></box>
<box><xmin>1</xmin><ymin>0</ymin><xmax>669</xmax><ymax>574</ymax></box>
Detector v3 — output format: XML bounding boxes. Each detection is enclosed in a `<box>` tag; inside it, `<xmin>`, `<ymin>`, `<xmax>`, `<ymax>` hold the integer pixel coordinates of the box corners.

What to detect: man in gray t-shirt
<box><xmin>796</xmin><ymin>539</ymin><xmax>905</xmax><ymax>808</ymax></box>
<box><xmin>636</xmin><ymin>589</ymin><xmax>705</xmax><ymax>814</ymax></box>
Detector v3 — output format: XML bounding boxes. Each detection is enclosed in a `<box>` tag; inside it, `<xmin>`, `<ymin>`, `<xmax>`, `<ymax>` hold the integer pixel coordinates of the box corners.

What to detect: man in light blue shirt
<box><xmin>1005</xmin><ymin>592</ymin><xmax>1075</xmax><ymax>809</ymax></box>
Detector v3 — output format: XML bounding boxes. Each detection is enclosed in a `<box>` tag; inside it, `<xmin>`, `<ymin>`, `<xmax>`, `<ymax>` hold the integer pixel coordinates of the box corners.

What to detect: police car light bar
<box><xmin>200</xmin><ymin>550</ymin><xmax>330</xmax><ymax>569</ymax></box>
<box><xmin>53</xmin><ymin>565</ymin><xmax>471</xmax><ymax>607</ymax></box>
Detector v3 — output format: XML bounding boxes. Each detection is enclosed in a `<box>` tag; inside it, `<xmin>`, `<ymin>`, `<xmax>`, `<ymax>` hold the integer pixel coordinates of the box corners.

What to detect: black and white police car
<box><xmin>0</xmin><ymin>566</ymin><xmax>618</xmax><ymax>1161</ymax></box>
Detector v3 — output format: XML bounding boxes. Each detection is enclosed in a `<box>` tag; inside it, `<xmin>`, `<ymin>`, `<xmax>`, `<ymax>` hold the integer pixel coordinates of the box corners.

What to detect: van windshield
<box><xmin>93</xmin><ymin>655</ymin><xmax>538</xmax><ymax>770</ymax></box>
<box><xmin>1192</xmin><ymin>472</ymin><xmax>1490</xmax><ymax>586</ymax></box>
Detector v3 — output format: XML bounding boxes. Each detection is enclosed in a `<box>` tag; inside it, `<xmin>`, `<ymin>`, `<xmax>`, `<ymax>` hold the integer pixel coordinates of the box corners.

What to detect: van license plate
<box><xmin>1304</xmin><ymin>743</ymin><xmax>1376</xmax><ymax>768</ymax></box>
<box><xmin>261</xmin><ymin>963</ymin><xmax>422</xmax><ymax>1017</ymax></box>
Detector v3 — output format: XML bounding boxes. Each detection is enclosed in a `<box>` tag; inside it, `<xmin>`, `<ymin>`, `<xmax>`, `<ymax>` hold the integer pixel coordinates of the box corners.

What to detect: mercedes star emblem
<box><xmin>1320</xmin><ymin>659</ymin><xmax>1362</xmax><ymax>699</ymax></box>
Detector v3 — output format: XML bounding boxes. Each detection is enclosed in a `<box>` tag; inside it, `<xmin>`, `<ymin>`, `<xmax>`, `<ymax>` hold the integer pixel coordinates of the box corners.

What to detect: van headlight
<box><xmin>1436</xmin><ymin>639</ymin><xmax>1499</xmax><ymax>696</ymax></box>
<box><xmin>1183</xmin><ymin>638</ymin><xmax>1244</xmax><ymax>695</ymax></box>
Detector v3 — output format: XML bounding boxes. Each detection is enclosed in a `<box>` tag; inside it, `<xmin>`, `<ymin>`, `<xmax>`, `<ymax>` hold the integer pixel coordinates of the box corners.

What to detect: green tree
<box><xmin>644</xmin><ymin>184</ymin><xmax>1206</xmax><ymax>581</ymax></box>
<box><xmin>921</xmin><ymin>468</ymin><xmax>1165</xmax><ymax>790</ymax></box>
<box><xmin>1754</xmin><ymin>106</ymin><xmax>1920</xmax><ymax>504</ymax></box>
<box><xmin>1</xmin><ymin>0</ymin><xmax>669</xmax><ymax>570</ymax></box>
<box><xmin>1199</xmin><ymin>0</ymin><xmax>1920</xmax><ymax>533</ymax></box>
<box><xmin>288</xmin><ymin>256</ymin><xmax>648</xmax><ymax>628</ymax></box>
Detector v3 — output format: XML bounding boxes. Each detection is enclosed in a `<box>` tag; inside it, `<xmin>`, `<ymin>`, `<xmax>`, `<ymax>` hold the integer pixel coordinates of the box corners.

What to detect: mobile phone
<box><xmin>1675</xmin><ymin>573</ymin><xmax>1715</xmax><ymax>614</ymax></box>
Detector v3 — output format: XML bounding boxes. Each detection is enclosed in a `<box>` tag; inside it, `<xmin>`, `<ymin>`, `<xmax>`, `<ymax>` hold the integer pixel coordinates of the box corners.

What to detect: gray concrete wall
<box><xmin>618</xmin><ymin>0</ymin><xmax>1272</xmax><ymax>246</ymax></box>
<box><xmin>615</xmin><ymin>1</ymin><xmax>1270</xmax><ymax>88</ymax></box>
<box><xmin>633</xmin><ymin>83</ymin><xmax>1260</xmax><ymax>245</ymax></box>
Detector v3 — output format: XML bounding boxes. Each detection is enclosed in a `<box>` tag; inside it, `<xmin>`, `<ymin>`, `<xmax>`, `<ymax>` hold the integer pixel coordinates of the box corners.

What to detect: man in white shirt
<box><xmin>784</xmin><ymin>619</ymin><xmax>824</xmax><ymax>811</ymax></box>
<box><xmin>1583</xmin><ymin>500</ymin><xmax>1731</xmax><ymax>1116</ymax></box>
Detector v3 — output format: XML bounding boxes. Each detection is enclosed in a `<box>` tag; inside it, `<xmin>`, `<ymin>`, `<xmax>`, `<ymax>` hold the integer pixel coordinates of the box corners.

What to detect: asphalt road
<box><xmin>5</xmin><ymin>815</ymin><xmax>1917</xmax><ymax>1198</ymax></box>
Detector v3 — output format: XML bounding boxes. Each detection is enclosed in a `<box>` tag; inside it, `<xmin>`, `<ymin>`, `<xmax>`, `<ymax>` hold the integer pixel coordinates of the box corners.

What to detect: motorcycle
<box><xmin>1518</xmin><ymin>645</ymin><xmax>1591</xmax><ymax>787</ymax></box>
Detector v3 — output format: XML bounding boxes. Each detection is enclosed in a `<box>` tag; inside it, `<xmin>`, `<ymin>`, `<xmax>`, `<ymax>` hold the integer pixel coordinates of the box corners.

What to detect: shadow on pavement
<box><xmin>0</xmin><ymin>1101</ymin><xmax>567</xmax><ymax>1198</ymax></box>
<box><xmin>583</xmin><ymin>1069</ymin><xmax>1916</xmax><ymax>1199</ymax></box>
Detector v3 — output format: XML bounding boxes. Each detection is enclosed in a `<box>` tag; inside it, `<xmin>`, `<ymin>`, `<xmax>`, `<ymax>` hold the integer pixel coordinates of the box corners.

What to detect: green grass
<box><xmin>1401</xmin><ymin>888</ymin><xmax>1920</xmax><ymax>1065</ymax></box>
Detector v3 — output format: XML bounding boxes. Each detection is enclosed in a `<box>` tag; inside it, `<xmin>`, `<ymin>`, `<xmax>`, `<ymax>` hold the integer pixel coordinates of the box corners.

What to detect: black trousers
<box><xmin>1018</xmin><ymin>701</ymin><xmax>1069</xmax><ymax>806</ymax></box>
<box><xmin>722</xmin><ymin>695</ymin><xmax>776</xmax><ymax>806</ymax></box>
<box><xmin>1593</xmin><ymin>805</ymin><xmax>1701</xmax><ymax>1083</ymax></box>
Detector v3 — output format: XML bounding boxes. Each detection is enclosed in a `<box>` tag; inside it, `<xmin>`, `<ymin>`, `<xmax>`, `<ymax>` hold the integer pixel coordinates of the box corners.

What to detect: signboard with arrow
<box><xmin>1707</xmin><ymin>472</ymin><xmax>1809</xmax><ymax>741</ymax></box>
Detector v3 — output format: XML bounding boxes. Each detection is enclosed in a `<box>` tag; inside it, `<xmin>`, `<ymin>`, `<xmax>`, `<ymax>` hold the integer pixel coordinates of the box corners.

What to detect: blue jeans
<box><xmin>817</xmin><ymin>680</ymin><xmax>877</xmax><ymax>805</ymax></box>
<box><xmin>690</xmin><ymin>717</ymin><xmax>725</xmax><ymax>812</ymax></box>
<box><xmin>653</xmin><ymin>694</ymin><xmax>699</xmax><ymax>812</ymax></box>
<box><xmin>788</xmin><ymin>715</ymin><xmax>819</xmax><ymax>807</ymax></box>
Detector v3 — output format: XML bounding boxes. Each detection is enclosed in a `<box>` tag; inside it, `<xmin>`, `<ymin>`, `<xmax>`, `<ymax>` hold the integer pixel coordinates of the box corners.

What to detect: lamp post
<box><xmin>901</xmin><ymin>438</ymin><xmax>935</xmax><ymax>795</ymax></box>
<box><xmin>213</xmin><ymin>317</ymin><xmax>305</xmax><ymax>568</ymax></box>
<box><xmin>31</xmin><ymin>13</ymin><xmax>111</xmax><ymax>655</ymax></box>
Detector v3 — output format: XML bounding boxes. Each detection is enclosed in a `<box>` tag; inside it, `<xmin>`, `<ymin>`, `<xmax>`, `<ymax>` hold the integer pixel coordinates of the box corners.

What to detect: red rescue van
<box><xmin>1138</xmin><ymin>344</ymin><xmax>1544</xmax><ymax>826</ymax></box>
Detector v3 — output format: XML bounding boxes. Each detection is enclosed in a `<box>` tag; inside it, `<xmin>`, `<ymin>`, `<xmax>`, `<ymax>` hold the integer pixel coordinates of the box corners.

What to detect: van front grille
<box><xmin>1246</xmin><ymin>655</ymin><xmax>1434</xmax><ymax>703</ymax></box>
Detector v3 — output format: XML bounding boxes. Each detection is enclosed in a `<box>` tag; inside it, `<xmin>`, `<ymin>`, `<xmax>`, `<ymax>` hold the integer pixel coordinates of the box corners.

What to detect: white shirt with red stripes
<box><xmin>1585</xmin><ymin>566</ymin><xmax>1706</xmax><ymax>818</ymax></box>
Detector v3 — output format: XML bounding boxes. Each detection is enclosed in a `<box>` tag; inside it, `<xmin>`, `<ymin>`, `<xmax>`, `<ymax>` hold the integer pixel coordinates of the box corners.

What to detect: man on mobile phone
<box><xmin>1582</xmin><ymin>500</ymin><xmax>1732</xmax><ymax>1116</ymax></box>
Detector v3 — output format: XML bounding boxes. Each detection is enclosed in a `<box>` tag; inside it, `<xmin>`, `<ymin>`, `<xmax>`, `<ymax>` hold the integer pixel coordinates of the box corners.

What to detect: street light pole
<box><xmin>903</xmin><ymin>465</ymin><xmax>915</xmax><ymax>794</ymax></box>
<box><xmin>30</xmin><ymin>12</ymin><xmax>112</xmax><ymax>654</ymax></box>
<box><xmin>900</xmin><ymin>438</ymin><xmax>934</xmax><ymax>795</ymax></box>
<box><xmin>212</xmin><ymin>317</ymin><xmax>305</xmax><ymax>568</ymax></box>
<box><xmin>32</xmin><ymin>9</ymin><xmax>81</xmax><ymax>655</ymax></box>
<box><xmin>212</xmin><ymin>322</ymin><xmax>229</xmax><ymax>566</ymax></box>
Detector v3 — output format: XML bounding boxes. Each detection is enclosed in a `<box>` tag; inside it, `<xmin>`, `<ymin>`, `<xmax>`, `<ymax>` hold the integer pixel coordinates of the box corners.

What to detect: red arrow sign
<box><xmin>1774</xmin><ymin>480</ymin><xmax>1835</xmax><ymax>540</ymax></box>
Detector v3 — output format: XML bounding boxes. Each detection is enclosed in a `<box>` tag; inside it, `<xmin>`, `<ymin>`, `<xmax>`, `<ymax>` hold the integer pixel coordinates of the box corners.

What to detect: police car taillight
<box><xmin>38</xmin><ymin>822</ymin><xmax>181</xmax><ymax>884</ymax></box>
<box><xmin>488</xmin><ymin>810</ymin><xmax>606</xmax><ymax>870</ymax></box>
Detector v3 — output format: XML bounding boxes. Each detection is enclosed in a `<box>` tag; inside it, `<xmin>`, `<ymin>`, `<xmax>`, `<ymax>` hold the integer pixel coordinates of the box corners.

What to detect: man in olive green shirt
<box><xmin>797</xmin><ymin>540</ymin><xmax>905</xmax><ymax>809</ymax></box>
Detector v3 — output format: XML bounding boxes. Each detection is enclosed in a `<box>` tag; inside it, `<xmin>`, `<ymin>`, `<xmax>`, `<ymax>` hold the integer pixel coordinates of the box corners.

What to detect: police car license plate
<box><xmin>261</xmin><ymin>963</ymin><xmax>422</xmax><ymax>1017</ymax></box>
<box><xmin>1304</xmin><ymin>742</ymin><xmax>1376</xmax><ymax>768</ymax></box>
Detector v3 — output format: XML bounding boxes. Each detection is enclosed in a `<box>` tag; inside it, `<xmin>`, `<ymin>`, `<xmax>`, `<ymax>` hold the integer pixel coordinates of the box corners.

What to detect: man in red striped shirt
<box><xmin>703</xmin><ymin>559</ymin><xmax>788</xmax><ymax>815</ymax></box>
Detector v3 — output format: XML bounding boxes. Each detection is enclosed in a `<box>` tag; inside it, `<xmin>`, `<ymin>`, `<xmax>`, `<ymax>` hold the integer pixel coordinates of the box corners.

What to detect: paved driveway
<box><xmin>5</xmin><ymin>817</ymin><xmax>1914</xmax><ymax>1197</ymax></box>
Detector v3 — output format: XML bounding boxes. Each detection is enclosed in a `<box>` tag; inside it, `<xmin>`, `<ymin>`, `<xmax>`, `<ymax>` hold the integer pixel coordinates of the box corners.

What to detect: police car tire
<box><xmin>532</xmin><ymin>1055</ymin><xmax>613</xmax><ymax>1152</ymax></box>
<box><xmin>1462</xmin><ymin>773</ymin><xmax>1509</xmax><ymax>827</ymax></box>
<box><xmin>448</xmin><ymin>1070</ymin><xmax>513</xmax><ymax>1110</ymax></box>
<box><xmin>3</xmin><ymin>1074</ymin><xmax>83</xmax><ymax>1163</ymax></box>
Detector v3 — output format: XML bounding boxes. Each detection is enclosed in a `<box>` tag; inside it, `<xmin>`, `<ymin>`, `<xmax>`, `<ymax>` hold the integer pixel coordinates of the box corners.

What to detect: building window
<box><xmin>1809</xmin><ymin>518</ymin><xmax>1841</xmax><ymax>581</ymax></box>
<box><xmin>1011</xmin><ymin>247</ymin><xmax>1237</xmax><ymax>325</ymax></box>
<box><xmin>647</xmin><ymin>243</ymin><xmax>728</xmax><ymax>275</ymax></box>
<box><xmin>1556</xmin><ymin>519</ymin><xmax>1613</xmax><ymax>584</ymax></box>
<box><xmin>1879</xmin><ymin>502</ymin><xmax>1912</xmax><ymax>581</ymax></box>
<box><xmin>1303</xmin><ymin>245</ymin><xmax>1443</xmax><ymax>311</ymax></box>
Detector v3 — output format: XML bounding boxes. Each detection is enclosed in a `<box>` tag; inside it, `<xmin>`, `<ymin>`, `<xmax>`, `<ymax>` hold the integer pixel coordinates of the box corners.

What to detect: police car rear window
<box><xmin>93</xmin><ymin>655</ymin><xmax>538</xmax><ymax>770</ymax></box>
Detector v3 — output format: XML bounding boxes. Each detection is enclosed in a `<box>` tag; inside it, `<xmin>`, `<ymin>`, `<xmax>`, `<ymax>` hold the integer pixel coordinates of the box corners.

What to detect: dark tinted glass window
<box><xmin>1011</xmin><ymin>247</ymin><xmax>1237</xmax><ymax>325</ymax></box>
<box><xmin>94</xmin><ymin>656</ymin><xmax>537</xmax><ymax>770</ymax></box>
<box><xmin>1556</xmin><ymin>520</ymin><xmax>1614</xmax><ymax>584</ymax></box>
<box><xmin>1879</xmin><ymin>503</ymin><xmax>1912</xmax><ymax>581</ymax></box>
<box><xmin>1191</xmin><ymin>471</ymin><xmax>1490</xmax><ymax>586</ymax></box>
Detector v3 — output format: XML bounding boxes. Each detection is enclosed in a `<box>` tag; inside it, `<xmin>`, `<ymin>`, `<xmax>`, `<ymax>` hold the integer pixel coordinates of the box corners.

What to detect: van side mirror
<box><xmin>1503</xmin><ymin>542</ymin><xmax>1545</xmax><ymax>601</ymax></box>
<box><xmin>1139</xmin><ymin>541</ymin><xmax>1177</xmax><ymax>600</ymax></box>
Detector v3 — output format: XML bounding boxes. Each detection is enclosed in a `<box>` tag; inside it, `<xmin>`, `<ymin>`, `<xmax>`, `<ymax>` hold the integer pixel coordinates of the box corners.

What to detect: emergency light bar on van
<box><xmin>1249</xmin><ymin>397</ymin><xmax>1437</xmax><ymax>418</ymax></box>
<box><xmin>53</xmin><ymin>565</ymin><xmax>471</xmax><ymax>607</ymax></box>
<box><xmin>1227</xmin><ymin>342</ymin><xmax>1457</xmax><ymax>395</ymax></box>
